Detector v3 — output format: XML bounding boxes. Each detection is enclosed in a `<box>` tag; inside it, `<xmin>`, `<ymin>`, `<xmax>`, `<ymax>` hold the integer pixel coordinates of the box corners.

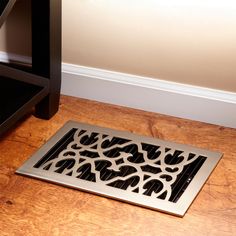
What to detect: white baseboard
<box><xmin>1</xmin><ymin>51</ymin><xmax>236</xmax><ymax>128</ymax></box>
<box><xmin>62</xmin><ymin>64</ymin><xmax>236</xmax><ymax>128</ymax></box>
<box><xmin>0</xmin><ymin>51</ymin><xmax>31</xmax><ymax>64</ymax></box>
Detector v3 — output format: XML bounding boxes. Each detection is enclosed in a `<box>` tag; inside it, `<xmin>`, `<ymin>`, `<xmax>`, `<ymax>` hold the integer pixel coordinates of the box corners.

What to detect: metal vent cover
<box><xmin>16</xmin><ymin>121</ymin><xmax>222</xmax><ymax>216</ymax></box>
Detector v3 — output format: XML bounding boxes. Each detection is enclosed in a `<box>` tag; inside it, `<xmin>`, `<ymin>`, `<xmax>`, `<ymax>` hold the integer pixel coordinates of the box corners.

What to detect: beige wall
<box><xmin>0</xmin><ymin>0</ymin><xmax>31</xmax><ymax>55</ymax></box>
<box><xmin>1</xmin><ymin>0</ymin><xmax>236</xmax><ymax>92</ymax></box>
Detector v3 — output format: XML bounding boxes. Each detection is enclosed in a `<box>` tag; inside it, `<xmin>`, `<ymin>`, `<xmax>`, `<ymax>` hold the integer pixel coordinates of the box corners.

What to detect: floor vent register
<box><xmin>16</xmin><ymin>121</ymin><xmax>222</xmax><ymax>216</ymax></box>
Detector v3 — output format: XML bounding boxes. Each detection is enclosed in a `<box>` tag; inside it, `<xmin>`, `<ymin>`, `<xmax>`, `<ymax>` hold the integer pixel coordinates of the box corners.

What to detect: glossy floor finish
<box><xmin>0</xmin><ymin>95</ymin><xmax>235</xmax><ymax>235</ymax></box>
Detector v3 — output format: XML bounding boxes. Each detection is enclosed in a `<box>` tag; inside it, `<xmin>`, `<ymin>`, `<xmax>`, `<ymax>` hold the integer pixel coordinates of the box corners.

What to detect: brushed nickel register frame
<box><xmin>16</xmin><ymin>121</ymin><xmax>222</xmax><ymax>216</ymax></box>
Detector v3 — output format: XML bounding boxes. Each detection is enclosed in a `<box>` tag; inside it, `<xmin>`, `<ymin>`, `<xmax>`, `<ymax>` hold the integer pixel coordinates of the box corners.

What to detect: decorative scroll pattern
<box><xmin>35</xmin><ymin>129</ymin><xmax>206</xmax><ymax>202</ymax></box>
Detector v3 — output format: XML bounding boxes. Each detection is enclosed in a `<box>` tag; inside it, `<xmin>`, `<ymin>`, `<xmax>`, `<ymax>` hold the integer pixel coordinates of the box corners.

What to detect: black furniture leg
<box><xmin>32</xmin><ymin>0</ymin><xmax>62</xmax><ymax>119</ymax></box>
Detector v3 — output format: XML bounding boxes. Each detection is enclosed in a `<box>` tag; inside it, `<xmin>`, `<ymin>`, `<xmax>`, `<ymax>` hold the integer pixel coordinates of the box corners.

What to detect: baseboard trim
<box><xmin>1</xmin><ymin>51</ymin><xmax>236</xmax><ymax>128</ymax></box>
<box><xmin>62</xmin><ymin>63</ymin><xmax>236</xmax><ymax>128</ymax></box>
<box><xmin>0</xmin><ymin>51</ymin><xmax>31</xmax><ymax>64</ymax></box>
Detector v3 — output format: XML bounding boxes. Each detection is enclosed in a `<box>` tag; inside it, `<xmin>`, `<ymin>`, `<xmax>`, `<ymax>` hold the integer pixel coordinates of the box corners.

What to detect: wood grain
<box><xmin>0</xmin><ymin>95</ymin><xmax>235</xmax><ymax>236</ymax></box>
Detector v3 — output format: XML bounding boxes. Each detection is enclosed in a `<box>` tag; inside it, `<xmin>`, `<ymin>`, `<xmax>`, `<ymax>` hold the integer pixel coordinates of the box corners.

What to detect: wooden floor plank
<box><xmin>0</xmin><ymin>95</ymin><xmax>235</xmax><ymax>236</ymax></box>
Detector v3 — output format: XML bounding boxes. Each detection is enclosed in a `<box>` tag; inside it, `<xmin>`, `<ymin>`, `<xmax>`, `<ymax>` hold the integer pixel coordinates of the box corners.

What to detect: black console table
<box><xmin>0</xmin><ymin>0</ymin><xmax>61</xmax><ymax>136</ymax></box>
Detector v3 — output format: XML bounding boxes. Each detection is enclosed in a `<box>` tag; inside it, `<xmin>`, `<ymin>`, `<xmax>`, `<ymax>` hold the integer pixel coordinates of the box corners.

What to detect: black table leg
<box><xmin>32</xmin><ymin>0</ymin><xmax>61</xmax><ymax>119</ymax></box>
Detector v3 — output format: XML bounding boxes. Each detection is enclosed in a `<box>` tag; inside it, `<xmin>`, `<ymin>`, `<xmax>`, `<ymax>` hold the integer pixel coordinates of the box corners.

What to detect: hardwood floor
<box><xmin>0</xmin><ymin>95</ymin><xmax>235</xmax><ymax>236</ymax></box>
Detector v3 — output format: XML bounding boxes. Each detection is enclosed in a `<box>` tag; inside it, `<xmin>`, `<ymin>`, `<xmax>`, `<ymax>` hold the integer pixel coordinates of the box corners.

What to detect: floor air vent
<box><xmin>16</xmin><ymin>121</ymin><xmax>222</xmax><ymax>216</ymax></box>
